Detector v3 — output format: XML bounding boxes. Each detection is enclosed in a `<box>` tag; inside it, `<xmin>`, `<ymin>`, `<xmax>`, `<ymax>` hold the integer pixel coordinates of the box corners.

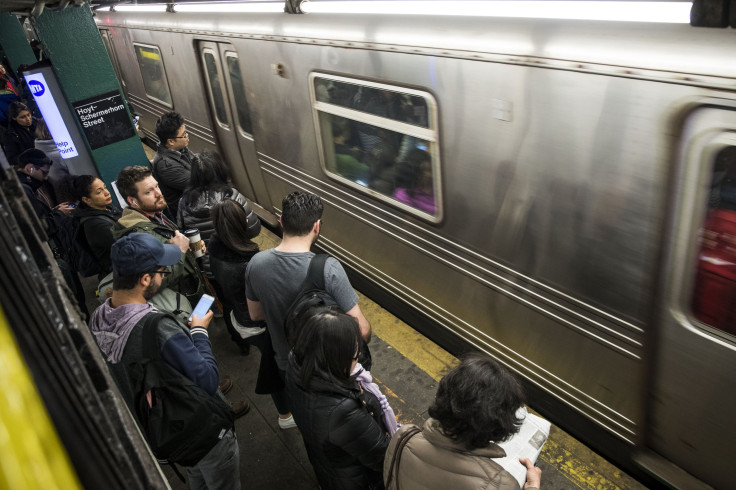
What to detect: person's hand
<box><xmin>189</xmin><ymin>309</ymin><xmax>214</xmax><ymax>329</ymax></box>
<box><xmin>519</xmin><ymin>458</ymin><xmax>541</xmax><ymax>489</ymax></box>
<box><xmin>200</xmin><ymin>241</ymin><xmax>207</xmax><ymax>255</ymax></box>
<box><xmin>55</xmin><ymin>202</ymin><xmax>74</xmax><ymax>216</ymax></box>
<box><xmin>171</xmin><ymin>231</ymin><xmax>189</xmax><ymax>253</ymax></box>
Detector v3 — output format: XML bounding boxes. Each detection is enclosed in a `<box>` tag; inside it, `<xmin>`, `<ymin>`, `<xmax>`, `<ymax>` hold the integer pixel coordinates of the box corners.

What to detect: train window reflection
<box><xmin>692</xmin><ymin>146</ymin><xmax>736</xmax><ymax>335</ymax></box>
<box><xmin>314</xmin><ymin>77</ymin><xmax>429</xmax><ymax>128</ymax></box>
<box><xmin>133</xmin><ymin>44</ymin><xmax>172</xmax><ymax>106</ymax></box>
<box><xmin>226</xmin><ymin>53</ymin><xmax>253</xmax><ymax>135</ymax></box>
<box><xmin>312</xmin><ymin>74</ymin><xmax>440</xmax><ymax>220</ymax></box>
<box><xmin>202</xmin><ymin>50</ymin><xmax>228</xmax><ymax>126</ymax></box>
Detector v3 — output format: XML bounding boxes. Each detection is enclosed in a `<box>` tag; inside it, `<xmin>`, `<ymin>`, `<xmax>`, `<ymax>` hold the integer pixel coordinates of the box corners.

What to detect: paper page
<box><xmin>495</xmin><ymin>408</ymin><xmax>551</xmax><ymax>487</ymax></box>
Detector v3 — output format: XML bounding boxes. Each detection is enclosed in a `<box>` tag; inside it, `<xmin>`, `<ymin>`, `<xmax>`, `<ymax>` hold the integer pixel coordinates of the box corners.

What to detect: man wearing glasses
<box><xmin>89</xmin><ymin>232</ymin><xmax>243</xmax><ymax>489</ymax></box>
<box><xmin>152</xmin><ymin>111</ymin><xmax>198</xmax><ymax>219</ymax></box>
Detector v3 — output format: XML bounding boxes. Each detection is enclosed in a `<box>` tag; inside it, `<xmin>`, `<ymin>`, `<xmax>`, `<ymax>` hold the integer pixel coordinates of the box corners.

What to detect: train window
<box><xmin>202</xmin><ymin>50</ymin><xmax>228</xmax><ymax>126</ymax></box>
<box><xmin>225</xmin><ymin>53</ymin><xmax>253</xmax><ymax>135</ymax></box>
<box><xmin>691</xmin><ymin>145</ymin><xmax>736</xmax><ymax>335</ymax></box>
<box><xmin>311</xmin><ymin>74</ymin><xmax>441</xmax><ymax>221</ymax></box>
<box><xmin>133</xmin><ymin>44</ymin><xmax>172</xmax><ymax>106</ymax></box>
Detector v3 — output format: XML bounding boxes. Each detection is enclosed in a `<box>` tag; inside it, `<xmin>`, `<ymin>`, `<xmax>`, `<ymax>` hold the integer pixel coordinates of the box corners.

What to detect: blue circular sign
<box><xmin>28</xmin><ymin>80</ymin><xmax>45</xmax><ymax>97</ymax></box>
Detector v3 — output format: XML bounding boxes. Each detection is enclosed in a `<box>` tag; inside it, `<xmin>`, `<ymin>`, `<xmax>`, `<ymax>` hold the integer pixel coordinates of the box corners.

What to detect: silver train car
<box><xmin>96</xmin><ymin>9</ymin><xmax>736</xmax><ymax>488</ymax></box>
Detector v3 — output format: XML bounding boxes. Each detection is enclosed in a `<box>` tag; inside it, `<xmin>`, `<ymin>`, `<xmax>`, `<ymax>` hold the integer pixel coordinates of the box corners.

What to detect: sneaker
<box><xmin>278</xmin><ymin>414</ymin><xmax>297</xmax><ymax>430</ymax></box>
<box><xmin>219</xmin><ymin>376</ymin><xmax>233</xmax><ymax>395</ymax></box>
<box><xmin>230</xmin><ymin>401</ymin><xmax>251</xmax><ymax>419</ymax></box>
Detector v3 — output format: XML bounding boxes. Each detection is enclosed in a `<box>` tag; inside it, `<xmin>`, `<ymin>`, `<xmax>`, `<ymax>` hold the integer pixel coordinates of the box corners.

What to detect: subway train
<box><xmin>94</xmin><ymin>8</ymin><xmax>736</xmax><ymax>488</ymax></box>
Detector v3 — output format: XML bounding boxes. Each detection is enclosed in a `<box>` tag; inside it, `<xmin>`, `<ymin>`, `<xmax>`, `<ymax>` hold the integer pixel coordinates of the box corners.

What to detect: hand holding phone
<box><xmin>189</xmin><ymin>294</ymin><xmax>215</xmax><ymax>326</ymax></box>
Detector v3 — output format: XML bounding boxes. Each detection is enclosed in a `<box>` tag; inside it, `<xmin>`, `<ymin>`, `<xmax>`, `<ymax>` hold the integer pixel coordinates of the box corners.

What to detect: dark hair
<box><xmin>112</xmin><ymin>271</ymin><xmax>141</xmax><ymax>291</ymax></box>
<box><xmin>116</xmin><ymin>165</ymin><xmax>152</xmax><ymax>201</ymax></box>
<box><xmin>69</xmin><ymin>174</ymin><xmax>97</xmax><ymax>202</ymax></box>
<box><xmin>429</xmin><ymin>353</ymin><xmax>525</xmax><ymax>449</ymax></box>
<box><xmin>185</xmin><ymin>150</ymin><xmax>230</xmax><ymax>204</ymax></box>
<box><xmin>9</xmin><ymin>101</ymin><xmax>30</xmax><ymax>121</ymax></box>
<box><xmin>155</xmin><ymin>111</ymin><xmax>184</xmax><ymax>144</ymax></box>
<box><xmin>211</xmin><ymin>199</ymin><xmax>259</xmax><ymax>254</ymax></box>
<box><xmin>395</xmin><ymin>148</ymin><xmax>431</xmax><ymax>197</ymax></box>
<box><xmin>281</xmin><ymin>191</ymin><xmax>323</xmax><ymax>236</ymax></box>
<box><xmin>35</xmin><ymin>118</ymin><xmax>52</xmax><ymax>140</ymax></box>
<box><xmin>292</xmin><ymin>306</ymin><xmax>361</xmax><ymax>391</ymax></box>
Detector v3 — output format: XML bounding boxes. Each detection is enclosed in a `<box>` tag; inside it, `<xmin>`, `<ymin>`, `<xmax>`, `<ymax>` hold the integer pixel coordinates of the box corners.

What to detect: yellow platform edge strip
<box><xmin>0</xmin><ymin>305</ymin><xmax>81</xmax><ymax>490</ymax></box>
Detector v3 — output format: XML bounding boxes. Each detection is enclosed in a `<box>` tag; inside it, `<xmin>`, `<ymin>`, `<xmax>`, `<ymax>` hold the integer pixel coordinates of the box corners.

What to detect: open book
<box><xmin>495</xmin><ymin>407</ymin><xmax>550</xmax><ymax>487</ymax></box>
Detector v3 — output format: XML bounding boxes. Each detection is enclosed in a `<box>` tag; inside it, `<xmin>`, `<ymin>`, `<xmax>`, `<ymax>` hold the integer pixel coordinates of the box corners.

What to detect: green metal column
<box><xmin>31</xmin><ymin>3</ymin><xmax>148</xmax><ymax>188</ymax></box>
<box><xmin>0</xmin><ymin>13</ymin><xmax>36</xmax><ymax>76</ymax></box>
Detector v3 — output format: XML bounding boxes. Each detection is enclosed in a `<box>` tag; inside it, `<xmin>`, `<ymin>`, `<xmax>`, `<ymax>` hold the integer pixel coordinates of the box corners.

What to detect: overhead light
<box><xmin>300</xmin><ymin>1</ymin><xmax>692</xmax><ymax>23</ymax></box>
<box><xmin>175</xmin><ymin>2</ymin><xmax>284</xmax><ymax>13</ymax></box>
<box><xmin>113</xmin><ymin>4</ymin><xmax>168</xmax><ymax>12</ymax></box>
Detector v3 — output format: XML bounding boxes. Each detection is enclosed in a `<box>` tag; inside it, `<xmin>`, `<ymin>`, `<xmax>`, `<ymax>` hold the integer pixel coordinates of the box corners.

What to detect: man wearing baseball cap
<box><xmin>89</xmin><ymin>233</ymin><xmax>244</xmax><ymax>489</ymax></box>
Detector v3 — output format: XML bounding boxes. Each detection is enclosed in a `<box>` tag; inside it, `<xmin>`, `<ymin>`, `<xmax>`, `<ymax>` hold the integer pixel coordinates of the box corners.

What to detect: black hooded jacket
<box><xmin>72</xmin><ymin>203</ymin><xmax>122</xmax><ymax>276</ymax></box>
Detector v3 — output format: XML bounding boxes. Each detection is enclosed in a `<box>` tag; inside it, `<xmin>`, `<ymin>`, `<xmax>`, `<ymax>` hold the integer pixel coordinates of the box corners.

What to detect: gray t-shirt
<box><xmin>245</xmin><ymin>250</ymin><xmax>359</xmax><ymax>370</ymax></box>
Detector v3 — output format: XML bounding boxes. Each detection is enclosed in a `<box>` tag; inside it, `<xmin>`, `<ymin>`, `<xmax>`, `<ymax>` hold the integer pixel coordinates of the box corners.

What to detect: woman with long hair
<box><xmin>69</xmin><ymin>175</ymin><xmax>121</xmax><ymax>278</ymax></box>
<box><xmin>5</xmin><ymin>101</ymin><xmax>36</xmax><ymax>165</ymax></box>
<box><xmin>177</xmin><ymin>149</ymin><xmax>260</xmax><ymax>277</ymax></box>
<box><xmin>286</xmin><ymin>306</ymin><xmax>394</xmax><ymax>490</ymax></box>
<box><xmin>383</xmin><ymin>354</ymin><xmax>542</xmax><ymax>490</ymax></box>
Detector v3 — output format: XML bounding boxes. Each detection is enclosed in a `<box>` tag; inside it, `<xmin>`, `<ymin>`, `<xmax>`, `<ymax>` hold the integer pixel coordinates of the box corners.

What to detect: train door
<box><xmin>644</xmin><ymin>104</ymin><xmax>736</xmax><ymax>489</ymax></box>
<box><xmin>99</xmin><ymin>29</ymin><xmax>125</xmax><ymax>89</ymax></box>
<box><xmin>197</xmin><ymin>41</ymin><xmax>271</xmax><ymax>211</ymax></box>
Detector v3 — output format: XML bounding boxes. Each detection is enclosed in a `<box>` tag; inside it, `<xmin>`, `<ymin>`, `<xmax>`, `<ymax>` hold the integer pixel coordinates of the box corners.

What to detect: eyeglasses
<box><xmin>150</xmin><ymin>268</ymin><xmax>171</xmax><ymax>277</ymax></box>
<box><xmin>173</xmin><ymin>131</ymin><xmax>189</xmax><ymax>139</ymax></box>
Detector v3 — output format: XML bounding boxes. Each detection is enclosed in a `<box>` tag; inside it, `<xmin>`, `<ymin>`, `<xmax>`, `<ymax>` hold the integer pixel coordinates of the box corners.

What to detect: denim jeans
<box><xmin>186</xmin><ymin>428</ymin><xmax>240</xmax><ymax>490</ymax></box>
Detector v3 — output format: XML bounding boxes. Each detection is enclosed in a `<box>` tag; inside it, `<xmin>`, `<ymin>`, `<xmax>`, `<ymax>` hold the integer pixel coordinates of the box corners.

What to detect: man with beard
<box><xmin>112</xmin><ymin>165</ymin><xmax>205</xmax><ymax>303</ymax></box>
<box><xmin>89</xmin><ymin>233</ymin><xmax>243</xmax><ymax>489</ymax></box>
<box><xmin>245</xmin><ymin>190</ymin><xmax>371</xmax><ymax>429</ymax></box>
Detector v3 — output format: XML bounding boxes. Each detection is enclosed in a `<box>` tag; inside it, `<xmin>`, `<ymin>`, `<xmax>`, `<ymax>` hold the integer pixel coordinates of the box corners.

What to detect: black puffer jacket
<box><xmin>151</xmin><ymin>145</ymin><xmax>197</xmax><ymax>217</ymax></box>
<box><xmin>177</xmin><ymin>186</ymin><xmax>261</xmax><ymax>277</ymax></box>
<box><xmin>72</xmin><ymin>203</ymin><xmax>122</xmax><ymax>277</ymax></box>
<box><xmin>286</xmin><ymin>355</ymin><xmax>390</xmax><ymax>490</ymax></box>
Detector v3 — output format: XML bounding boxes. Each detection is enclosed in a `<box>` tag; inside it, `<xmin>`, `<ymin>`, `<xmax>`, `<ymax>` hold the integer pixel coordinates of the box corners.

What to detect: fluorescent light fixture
<box><xmin>300</xmin><ymin>1</ymin><xmax>692</xmax><ymax>23</ymax></box>
<box><xmin>113</xmin><ymin>4</ymin><xmax>168</xmax><ymax>12</ymax></box>
<box><xmin>175</xmin><ymin>2</ymin><xmax>284</xmax><ymax>12</ymax></box>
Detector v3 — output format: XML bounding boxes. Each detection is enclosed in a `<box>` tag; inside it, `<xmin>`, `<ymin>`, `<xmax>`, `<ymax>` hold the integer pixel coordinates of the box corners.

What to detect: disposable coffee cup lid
<box><xmin>184</xmin><ymin>228</ymin><xmax>200</xmax><ymax>237</ymax></box>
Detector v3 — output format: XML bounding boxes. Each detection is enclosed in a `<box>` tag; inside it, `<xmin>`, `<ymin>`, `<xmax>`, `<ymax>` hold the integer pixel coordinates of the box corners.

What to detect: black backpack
<box><xmin>284</xmin><ymin>254</ymin><xmax>337</xmax><ymax>348</ymax></box>
<box><xmin>49</xmin><ymin>212</ymin><xmax>103</xmax><ymax>277</ymax></box>
<box><xmin>131</xmin><ymin>312</ymin><xmax>234</xmax><ymax>467</ymax></box>
<box><xmin>284</xmin><ymin>254</ymin><xmax>372</xmax><ymax>370</ymax></box>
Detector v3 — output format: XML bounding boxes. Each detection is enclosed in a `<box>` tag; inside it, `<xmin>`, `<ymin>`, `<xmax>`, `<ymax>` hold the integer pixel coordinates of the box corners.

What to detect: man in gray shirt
<box><xmin>245</xmin><ymin>191</ymin><xmax>371</xmax><ymax>428</ymax></box>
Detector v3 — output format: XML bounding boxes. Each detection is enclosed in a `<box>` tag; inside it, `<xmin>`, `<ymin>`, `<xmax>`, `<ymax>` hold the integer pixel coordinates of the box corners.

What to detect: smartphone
<box><xmin>189</xmin><ymin>294</ymin><xmax>215</xmax><ymax>321</ymax></box>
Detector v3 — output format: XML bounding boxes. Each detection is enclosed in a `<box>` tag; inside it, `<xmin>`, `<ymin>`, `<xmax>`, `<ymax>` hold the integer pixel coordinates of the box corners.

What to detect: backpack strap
<box><xmin>385</xmin><ymin>425</ymin><xmax>421</xmax><ymax>489</ymax></box>
<box><xmin>305</xmin><ymin>253</ymin><xmax>329</xmax><ymax>291</ymax></box>
<box><xmin>140</xmin><ymin>311</ymin><xmax>180</xmax><ymax>361</ymax></box>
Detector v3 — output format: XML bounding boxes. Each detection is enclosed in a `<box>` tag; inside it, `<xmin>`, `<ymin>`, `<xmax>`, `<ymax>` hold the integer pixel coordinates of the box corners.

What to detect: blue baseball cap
<box><xmin>111</xmin><ymin>232</ymin><xmax>181</xmax><ymax>276</ymax></box>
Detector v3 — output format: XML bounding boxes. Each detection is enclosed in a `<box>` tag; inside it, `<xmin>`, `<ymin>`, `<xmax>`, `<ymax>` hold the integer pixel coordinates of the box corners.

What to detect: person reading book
<box><xmin>383</xmin><ymin>353</ymin><xmax>542</xmax><ymax>490</ymax></box>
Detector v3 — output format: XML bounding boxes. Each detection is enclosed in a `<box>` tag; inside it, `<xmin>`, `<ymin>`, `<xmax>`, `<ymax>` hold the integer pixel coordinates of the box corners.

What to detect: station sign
<box><xmin>72</xmin><ymin>91</ymin><xmax>136</xmax><ymax>150</ymax></box>
<box><xmin>23</xmin><ymin>71</ymin><xmax>79</xmax><ymax>159</ymax></box>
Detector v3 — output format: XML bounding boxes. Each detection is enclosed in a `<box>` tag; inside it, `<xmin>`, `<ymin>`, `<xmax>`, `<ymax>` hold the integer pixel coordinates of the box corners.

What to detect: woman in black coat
<box><xmin>5</xmin><ymin>101</ymin><xmax>36</xmax><ymax>165</ymax></box>
<box><xmin>208</xmin><ymin>199</ymin><xmax>288</xmax><ymax>408</ymax></box>
<box><xmin>286</xmin><ymin>306</ymin><xmax>391</xmax><ymax>490</ymax></box>
<box><xmin>69</xmin><ymin>175</ymin><xmax>122</xmax><ymax>277</ymax></box>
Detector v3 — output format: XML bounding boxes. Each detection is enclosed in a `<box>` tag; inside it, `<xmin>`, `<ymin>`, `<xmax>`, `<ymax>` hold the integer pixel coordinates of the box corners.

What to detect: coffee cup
<box><xmin>184</xmin><ymin>228</ymin><xmax>204</xmax><ymax>258</ymax></box>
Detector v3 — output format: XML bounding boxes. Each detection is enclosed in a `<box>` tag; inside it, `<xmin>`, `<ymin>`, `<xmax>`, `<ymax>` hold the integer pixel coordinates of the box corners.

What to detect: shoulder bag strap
<box><xmin>140</xmin><ymin>311</ymin><xmax>180</xmax><ymax>360</ymax></box>
<box><xmin>385</xmin><ymin>425</ymin><xmax>422</xmax><ymax>489</ymax></box>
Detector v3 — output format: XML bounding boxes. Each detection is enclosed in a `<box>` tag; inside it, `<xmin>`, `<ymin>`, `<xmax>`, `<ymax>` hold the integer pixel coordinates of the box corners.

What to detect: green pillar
<box><xmin>32</xmin><ymin>3</ymin><xmax>148</xmax><ymax>188</ymax></box>
<box><xmin>0</xmin><ymin>13</ymin><xmax>36</xmax><ymax>76</ymax></box>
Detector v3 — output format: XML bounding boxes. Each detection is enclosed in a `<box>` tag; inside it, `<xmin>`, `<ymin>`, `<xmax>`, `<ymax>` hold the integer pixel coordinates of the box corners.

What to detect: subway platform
<box><xmin>84</xmin><ymin>223</ymin><xmax>646</xmax><ymax>490</ymax></box>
